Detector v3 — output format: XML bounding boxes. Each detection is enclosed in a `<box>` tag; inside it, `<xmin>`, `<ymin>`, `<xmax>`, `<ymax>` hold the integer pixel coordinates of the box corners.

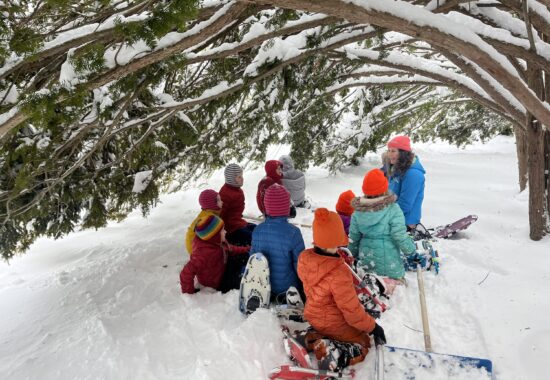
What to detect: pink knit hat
<box><xmin>264</xmin><ymin>184</ymin><xmax>290</xmax><ymax>217</ymax></box>
<box><xmin>387</xmin><ymin>135</ymin><xmax>411</xmax><ymax>152</ymax></box>
<box><xmin>198</xmin><ymin>189</ymin><xmax>220</xmax><ymax>210</ymax></box>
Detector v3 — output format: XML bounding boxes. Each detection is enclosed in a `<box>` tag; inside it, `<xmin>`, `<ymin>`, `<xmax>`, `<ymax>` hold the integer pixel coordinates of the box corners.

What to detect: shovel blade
<box><xmin>383</xmin><ymin>345</ymin><xmax>494</xmax><ymax>379</ymax></box>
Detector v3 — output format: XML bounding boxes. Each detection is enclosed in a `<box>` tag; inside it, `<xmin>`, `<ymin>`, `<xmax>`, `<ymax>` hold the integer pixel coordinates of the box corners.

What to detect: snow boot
<box><xmin>286</xmin><ymin>286</ymin><xmax>304</xmax><ymax>309</ymax></box>
<box><xmin>292</xmin><ymin>327</ymin><xmax>324</xmax><ymax>352</ymax></box>
<box><xmin>313</xmin><ymin>339</ymin><xmax>367</xmax><ymax>371</ymax></box>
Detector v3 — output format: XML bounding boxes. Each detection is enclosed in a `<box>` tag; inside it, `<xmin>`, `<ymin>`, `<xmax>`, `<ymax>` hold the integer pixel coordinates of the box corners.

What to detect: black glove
<box><xmin>289</xmin><ymin>205</ymin><xmax>297</xmax><ymax>218</ymax></box>
<box><xmin>370</xmin><ymin>323</ymin><xmax>386</xmax><ymax>346</ymax></box>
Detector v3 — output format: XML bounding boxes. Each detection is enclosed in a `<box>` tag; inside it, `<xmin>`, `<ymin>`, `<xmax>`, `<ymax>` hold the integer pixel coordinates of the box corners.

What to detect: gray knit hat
<box><xmin>224</xmin><ymin>163</ymin><xmax>243</xmax><ymax>187</ymax></box>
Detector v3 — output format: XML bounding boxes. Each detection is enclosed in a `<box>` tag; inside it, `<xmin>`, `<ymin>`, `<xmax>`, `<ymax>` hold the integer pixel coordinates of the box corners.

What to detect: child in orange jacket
<box><xmin>297</xmin><ymin>208</ymin><xmax>386</xmax><ymax>371</ymax></box>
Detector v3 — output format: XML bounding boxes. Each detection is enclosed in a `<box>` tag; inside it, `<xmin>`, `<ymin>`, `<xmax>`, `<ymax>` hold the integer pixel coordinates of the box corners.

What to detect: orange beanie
<box><xmin>335</xmin><ymin>190</ymin><xmax>355</xmax><ymax>216</ymax></box>
<box><xmin>312</xmin><ymin>208</ymin><xmax>349</xmax><ymax>249</ymax></box>
<box><xmin>362</xmin><ymin>169</ymin><xmax>389</xmax><ymax>196</ymax></box>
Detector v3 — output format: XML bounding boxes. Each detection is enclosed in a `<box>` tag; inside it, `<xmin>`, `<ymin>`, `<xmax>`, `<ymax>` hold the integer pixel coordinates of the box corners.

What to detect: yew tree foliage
<box><xmin>0</xmin><ymin>0</ymin><xmax>534</xmax><ymax>258</ymax></box>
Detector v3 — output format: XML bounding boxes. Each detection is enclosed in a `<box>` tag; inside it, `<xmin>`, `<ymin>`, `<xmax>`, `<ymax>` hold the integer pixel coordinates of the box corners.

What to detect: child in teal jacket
<box><xmin>348</xmin><ymin>169</ymin><xmax>415</xmax><ymax>279</ymax></box>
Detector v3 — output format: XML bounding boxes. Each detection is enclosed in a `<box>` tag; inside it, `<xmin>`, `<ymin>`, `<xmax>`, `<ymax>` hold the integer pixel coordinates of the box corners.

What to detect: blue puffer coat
<box><xmin>348</xmin><ymin>196</ymin><xmax>415</xmax><ymax>279</ymax></box>
<box><xmin>250</xmin><ymin>216</ymin><xmax>306</xmax><ymax>295</ymax></box>
<box><xmin>387</xmin><ymin>157</ymin><xmax>425</xmax><ymax>225</ymax></box>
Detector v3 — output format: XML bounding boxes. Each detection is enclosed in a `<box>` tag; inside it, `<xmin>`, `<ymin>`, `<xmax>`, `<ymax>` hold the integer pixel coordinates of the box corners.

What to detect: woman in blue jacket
<box><xmin>382</xmin><ymin>135</ymin><xmax>425</xmax><ymax>229</ymax></box>
<box><xmin>250</xmin><ymin>184</ymin><xmax>305</xmax><ymax>300</ymax></box>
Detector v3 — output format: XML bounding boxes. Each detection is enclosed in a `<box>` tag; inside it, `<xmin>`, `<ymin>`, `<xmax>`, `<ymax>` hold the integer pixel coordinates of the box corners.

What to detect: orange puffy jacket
<box><xmin>297</xmin><ymin>248</ymin><xmax>376</xmax><ymax>346</ymax></box>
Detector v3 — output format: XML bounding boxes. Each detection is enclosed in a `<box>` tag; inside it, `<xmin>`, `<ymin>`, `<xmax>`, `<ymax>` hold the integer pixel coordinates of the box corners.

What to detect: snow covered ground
<box><xmin>0</xmin><ymin>136</ymin><xmax>548</xmax><ymax>380</ymax></box>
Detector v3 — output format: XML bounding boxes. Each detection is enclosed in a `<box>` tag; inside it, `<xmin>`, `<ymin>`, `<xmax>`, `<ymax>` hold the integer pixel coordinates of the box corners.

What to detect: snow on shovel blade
<box><xmin>384</xmin><ymin>345</ymin><xmax>494</xmax><ymax>380</ymax></box>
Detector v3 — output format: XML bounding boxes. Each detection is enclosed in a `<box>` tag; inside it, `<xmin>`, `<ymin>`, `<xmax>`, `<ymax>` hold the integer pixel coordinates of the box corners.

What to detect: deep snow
<box><xmin>0</xmin><ymin>136</ymin><xmax>548</xmax><ymax>380</ymax></box>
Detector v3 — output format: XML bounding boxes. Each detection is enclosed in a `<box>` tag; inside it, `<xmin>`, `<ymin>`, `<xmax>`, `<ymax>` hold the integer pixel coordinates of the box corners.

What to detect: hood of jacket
<box><xmin>350</xmin><ymin>195</ymin><xmax>397</xmax><ymax>226</ymax></box>
<box><xmin>265</xmin><ymin>160</ymin><xmax>283</xmax><ymax>182</ymax></box>
<box><xmin>410</xmin><ymin>156</ymin><xmax>426</xmax><ymax>175</ymax></box>
<box><xmin>279</xmin><ymin>155</ymin><xmax>304</xmax><ymax>181</ymax></box>
<box><xmin>298</xmin><ymin>248</ymin><xmax>343</xmax><ymax>288</ymax></box>
<box><xmin>351</xmin><ymin>194</ymin><xmax>396</xmax><ymax>213</ymax></box>
<box><xmin>279</xmin><ymin>155</ymin><xmax>295</xmax><ymax>171</ymax></box>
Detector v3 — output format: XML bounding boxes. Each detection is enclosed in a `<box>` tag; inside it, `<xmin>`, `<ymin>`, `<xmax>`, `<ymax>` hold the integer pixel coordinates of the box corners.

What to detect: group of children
<box><xmin>179</xmin><ymin>135</ymin><xmax>426</xmax><ymax>372</ymax></box>
<box><xmin>180</xmin><ymin>156</ymin><xmax>308</xmax><ymax>296</ymax></box>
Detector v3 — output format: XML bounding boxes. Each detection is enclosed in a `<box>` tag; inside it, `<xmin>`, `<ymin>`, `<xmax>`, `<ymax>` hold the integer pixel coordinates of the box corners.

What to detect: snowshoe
<box><xmin>268</xmin><ymin>365</ymin><xmax>355</xmax><ymax>380</ymax></box>
<box><xmin>282</xmin><ymin>326</ymin><xmax>313</xmax><ymax>369</ymax></box>
<box><xmin>286</xmin><ymin>286</ymin><xmax>304</xmax><ymax>309</ymax></box>
<box><xmin>273</xmin><ymin>304</ymin><xmax>305</xmax><ymax>322</ymax></box>
<box><xmin>313</xmin><ymin>338</ymin><xmax>367</xmax><ymax>372</ymax></box>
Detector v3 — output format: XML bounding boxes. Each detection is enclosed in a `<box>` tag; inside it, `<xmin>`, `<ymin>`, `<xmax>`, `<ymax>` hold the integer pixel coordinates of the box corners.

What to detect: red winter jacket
<box><xmin>257</xmin><ymin>160</ymin><xmax>283</xmax><ymax>215</ymax></box>
<box><xmin>180</xmin><ymin>234</ymin><xmax>249</xmax><ymax>294</ymax></box>
<box><xmin>219</xmin><ymin>183</ymin><xmax>248</xmax><ymax>233</ymax></box>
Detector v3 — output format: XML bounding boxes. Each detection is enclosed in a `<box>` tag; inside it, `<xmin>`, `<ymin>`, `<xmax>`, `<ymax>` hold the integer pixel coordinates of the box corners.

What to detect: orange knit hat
<box><xmin>362</xmin><ymin>169</ymin><xmax>389</xmax><ymax>196</ymax></box>
<box><xmin>312</xmin><ymin>208</ymin><xmax>349</xmax><ymax>249</ymax></box>
<box><xmin>335</xmin><ymin>190</ymin><xmax>355</xmax><ymax>216</ymax></box>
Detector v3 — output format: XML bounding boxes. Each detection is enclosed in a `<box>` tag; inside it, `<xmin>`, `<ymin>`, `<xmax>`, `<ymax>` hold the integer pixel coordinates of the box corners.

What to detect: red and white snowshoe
<box><xmin>268</xmin><ymin>365</ymin><xmax>355</xmax><ymax>380</ymax></box>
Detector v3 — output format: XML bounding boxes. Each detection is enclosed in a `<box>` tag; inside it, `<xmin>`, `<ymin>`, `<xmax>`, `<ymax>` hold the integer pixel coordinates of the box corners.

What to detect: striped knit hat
<box><xmin>199</xmin><ymin>189</ymin><xmax>220</xmax><ymax>210</ymax></box>
<box><xmin>195</xmin><ymin>214</ymin><xmax>224</xmax><ymax>241</ymax></box>
<box><xmin>224</xmin><ymin>163</ymin><xmax>243</xmax><ymax>187</ymax></box>
<box><xmin>264</xmin><ymin>184</ymin><xmax>290</xmax><ymax>217</ymax></box>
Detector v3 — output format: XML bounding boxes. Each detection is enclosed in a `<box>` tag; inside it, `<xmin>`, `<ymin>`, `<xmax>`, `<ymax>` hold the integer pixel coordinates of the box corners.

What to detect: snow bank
<box><xmin>1</xmin><ymin>136</ymin><xmax>548</xmax><ymax>380</ymax></box>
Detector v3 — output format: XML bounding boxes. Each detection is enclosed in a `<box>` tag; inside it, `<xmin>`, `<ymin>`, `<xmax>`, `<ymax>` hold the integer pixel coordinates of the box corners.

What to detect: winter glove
<box><xmin>370</xmin><ymin>323</ymin><xmax>387</xmax><ymax>346</ymax></box>
<box><xmin>406</xmin><ymin>252</ymin><xmax>428</xmax><ymax>270</ymax></box>
<box><xmin>289</xmin><ymin>205</ymin><xmax>297</xmax><ymax>218</ymax></box>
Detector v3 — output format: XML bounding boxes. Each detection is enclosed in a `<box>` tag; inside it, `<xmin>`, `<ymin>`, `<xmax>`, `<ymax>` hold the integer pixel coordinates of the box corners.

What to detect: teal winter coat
<box><xmin>348</xmin><ymin>195</ymin><xmax>415</xmax><ymax>279</ymax></box>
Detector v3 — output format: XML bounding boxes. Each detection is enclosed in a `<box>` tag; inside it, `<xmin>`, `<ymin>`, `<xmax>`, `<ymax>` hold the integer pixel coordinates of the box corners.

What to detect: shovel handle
<box><xmin>417</xmin><ymin>266</ymin><xmax>433</xmax><ymax>352</ymax></box>
<box><xmin>374</xmin><ymin>344</ymin><xmax>385</xmax><ymax>380</ymax></box>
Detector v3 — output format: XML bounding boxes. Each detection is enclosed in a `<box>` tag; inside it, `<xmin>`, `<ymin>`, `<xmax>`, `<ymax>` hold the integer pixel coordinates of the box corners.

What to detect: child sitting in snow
<box><xmin>279</xmin><ymin>155</ymin><xmax>309</xmax><ymax>208</ymax></box>
<box><xmin>257</xmin><ymin>160</ymin><xmax>296</xmax><ymax>218</ymax></box>
<box><xmin>335</xmin><ymin>190</ymin><xmax>355</xmax><ymax>235</ymax></box>
<box><xmin>297</xmin><ymin>208</ymin><xmax>386</xmax><ymax>371</ymax></box>
<box><xmin>219</xmin><ymin>163</ymin><xmax>256</xmax><ymax>246</ymax></box>
<box><xmin>348</xmin><ymin>169</ymin><xmax>416</xmax><ymax>279</ymax></box>
<box><xmin>180</xmin><ymin>215</ymin><xmax>249</xmax><ymax>294</ymax></box>
<box><xmin>256</xmin><ymin>160</ymin><xmax>283</xmax><ymax>215</ymax></box>
<box><xmin>185</xmin><ymin>189</ymin><xmax>222</xmax><ymax>255</ymax></box>
<box><xmin>250</xmin><ymin>184</ymin><xmax>305</xmax><ymax>302</ymax></box>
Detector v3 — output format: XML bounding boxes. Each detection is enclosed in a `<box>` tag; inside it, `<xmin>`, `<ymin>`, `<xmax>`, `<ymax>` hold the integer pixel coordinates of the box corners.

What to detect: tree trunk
<box><xmin>546</xmin><ymin>130</ymin><xmax>550</xmax><ymax>228</ymax></box>
<box><xmin>514</xmin><ymin>125</ymin><xmax>528</xmax><ymax>191</ymax></box>
<box><xmin>526</xmin><ymin>61</ymin><xmax>547</xmax><ymax>240</ymax></box>
<box><xmin>526</xmin><ymin>118</ymin><xmax>546</xmax><ymax>240</ymax></box>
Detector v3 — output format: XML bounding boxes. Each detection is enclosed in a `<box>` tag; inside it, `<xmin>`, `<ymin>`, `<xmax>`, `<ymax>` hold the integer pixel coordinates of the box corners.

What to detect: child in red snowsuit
<box><xmin>219</xmin><ymin>163</ymin><xmax>256</xmax><ymax>246</ymax></box>
<box><xmin>180</xmin><ymin>214</ymin><xmax>249</xmax><ymax>294</ymax></box>
<box><xmin>257</xmin><ymin>160</ymin><xmax>283</xmax><ymax>215</ymax></box>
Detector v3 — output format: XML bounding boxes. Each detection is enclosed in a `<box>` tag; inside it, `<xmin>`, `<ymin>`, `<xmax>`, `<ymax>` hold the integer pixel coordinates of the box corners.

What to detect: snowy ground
<box><xmin>1</xmin><ymin>136</ymin><xmax>548</xmax><ymax>380</ymax></box>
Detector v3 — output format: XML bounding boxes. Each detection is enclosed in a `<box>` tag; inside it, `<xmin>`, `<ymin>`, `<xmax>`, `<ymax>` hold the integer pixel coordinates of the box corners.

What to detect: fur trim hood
<box><xmin>351</xmin><ymin>194</ymin><xmax>397</xmax><ymax>212</ymax></box>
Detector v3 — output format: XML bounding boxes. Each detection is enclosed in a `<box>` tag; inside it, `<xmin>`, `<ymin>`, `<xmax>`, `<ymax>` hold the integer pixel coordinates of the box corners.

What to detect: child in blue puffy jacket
<box><xmin>250</xmin><ymin>184</ymin><xmax>305</xmax><ymax>300</ymax></box>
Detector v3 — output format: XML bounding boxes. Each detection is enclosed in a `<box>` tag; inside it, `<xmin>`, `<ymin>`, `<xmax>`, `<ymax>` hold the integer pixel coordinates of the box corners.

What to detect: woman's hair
<box><xmin>393</xmin><ymin>150</ymin><xmax>415</xmax><ymax>177</ymax></box>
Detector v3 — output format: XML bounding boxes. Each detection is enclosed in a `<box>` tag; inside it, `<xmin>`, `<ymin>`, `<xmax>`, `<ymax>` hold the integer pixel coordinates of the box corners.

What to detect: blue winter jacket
<box><xmin>250</xmin><ymin>216</ymin><xmax>306</xmax><ymax>296</ymax></box>
<box><xmin>387</xmin><ymin>157</ymin><xmax>426</xmax><ymax>225</ymax></box>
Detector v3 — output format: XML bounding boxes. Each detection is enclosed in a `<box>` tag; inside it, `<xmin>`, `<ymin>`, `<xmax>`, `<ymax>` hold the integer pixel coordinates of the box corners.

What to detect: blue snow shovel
<box><xmin>378</xmin><ymin>265</ymin><xmax>494</xmax><ymax>379</ymax></box>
